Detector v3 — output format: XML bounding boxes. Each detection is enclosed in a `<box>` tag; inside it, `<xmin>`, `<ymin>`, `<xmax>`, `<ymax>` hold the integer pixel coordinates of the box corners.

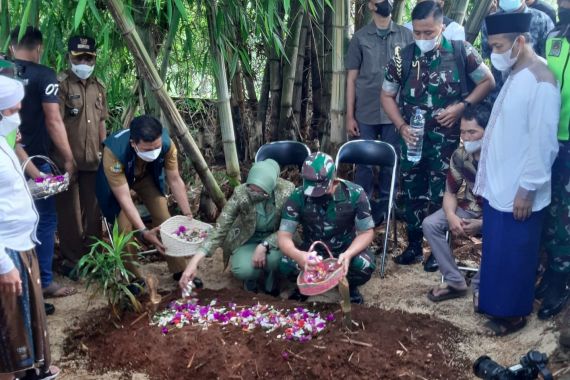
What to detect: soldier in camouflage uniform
<box><xmin>536</xmin><ymin>4</ymin><xmax>570</xmax><ymax>320</ymax></box>
<box><xmin>380</xmin><ymin>1</ymin><xmax>494</xmax><ymax>268</ymax></box>
<box><xmin>277</xmin><ymin>152</ymin><xmax>376</xmax><ymax>304</ymax></box>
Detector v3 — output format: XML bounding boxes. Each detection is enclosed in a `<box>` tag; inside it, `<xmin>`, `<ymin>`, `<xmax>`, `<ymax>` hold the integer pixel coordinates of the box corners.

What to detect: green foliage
<box><xmin>76</xmin><ymin>223</ymin><xmax>143</xmax><ymax>320</ymax></box>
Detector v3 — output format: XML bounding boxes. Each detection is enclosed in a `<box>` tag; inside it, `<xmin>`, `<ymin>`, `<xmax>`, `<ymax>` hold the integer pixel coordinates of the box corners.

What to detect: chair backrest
<box><xmin>335</xmin><ymin>140</ymin><xmax>397</xmax><ymax>169</ymax></box>
<box><xmin>255</xmin><ymin>141</ymin><xmax>311</xmax><ymax>169</ymax></box>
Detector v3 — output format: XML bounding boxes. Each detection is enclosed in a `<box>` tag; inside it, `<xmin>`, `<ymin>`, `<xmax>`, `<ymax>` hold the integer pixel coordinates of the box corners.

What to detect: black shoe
<box><xmin>538</xmin><ymin>272</ymin><xmax>569</xmax><ymax>320</ymax></box>
<box><xmin>126</xmin><ymin>279</ymin><xmax>146</xmax><ymax>297</ymax></box>
<box><xmin>423</xmin><ymin>254</ymin><xmax>439</xmax><ymax>272</ymax></box>
<box><xmin>172</xmin><ymin>272</ymin><xmax>182</xmax><ymax>281</ymax></box>
<box><xmin>44</xmin><ymin>303</ymin><xmax>55</xmax><ymax>315</ymax></box>
<box><xmin>535</xmin><ymin>270</ymin><xmax>552</xmax><ymax>300</ymax></box>
<box><xmin>243</xmin><ymin>280</ymin><xmax>259</xmax><ymax>293</ymax></box>
<box><xmin>394</xmin><ymin>243</ymin><xmax>423</xmax><ymax>265</ymax></box>
<box><xmin>349</xmin><ymin>287</ymin><xmax>364</xmax><ymax>304</ymax></box>
<box><xmin>288</xmin><ymin>288</ymin><xmax>308</xmax><ymax>302</ymax></box>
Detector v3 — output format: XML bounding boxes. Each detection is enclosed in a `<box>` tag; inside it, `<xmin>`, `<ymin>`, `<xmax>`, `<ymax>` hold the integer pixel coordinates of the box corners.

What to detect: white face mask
<box><xmin>499</xmin><ymin>0</ymin><xmax>522</xmax><ymax>12</ymax></box>
<box><xmin>464</xmin><ymin>139</ymin><xmax>483</xmax><ymax>154</ymax></box>
<box><xmin>134</xmin><ymin>145</ymin><xmax>162</xmax><ymax>162</ymax></box>
<box><xmin>415</xmin><ymin>35</ymin><xmax>440</xmax><ymax>54</ymax></box>
<box><xmin>490</xmin><ymin>39</ymin><xmax>520</xmax><ymax>72</ymax></box>
<box><xmin>0</xmin><ymin>112</ymin><xmax>21</xmax><ymax>137</ymax></box>
<box><xmin>71</xmin><ymin>63</ymin><xmax>95</xmax><ymax>80</ymax></box>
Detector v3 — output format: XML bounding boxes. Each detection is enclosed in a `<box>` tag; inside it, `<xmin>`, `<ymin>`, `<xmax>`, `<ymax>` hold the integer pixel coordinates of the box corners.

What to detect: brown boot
<box><xmin>560</xmin><ymin>307</ymin><xmax>570</xmax><ymax>349</ymax></box>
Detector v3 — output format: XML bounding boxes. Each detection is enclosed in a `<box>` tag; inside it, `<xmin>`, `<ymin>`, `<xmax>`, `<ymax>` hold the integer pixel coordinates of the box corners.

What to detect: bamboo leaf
<box><xmin>18</xmin><ymin>0</ymin><xmax>32</xmax><ymax>42</ymax></box>
<box><xmin>173</xmin><ymin>0</ymin><xmax>187</xmax><ymax>19</ymax></box>
<box><xmin>87</xmin><ymin>0</ymin><xmax>102</xmax><ymax>24</ymax></box>
<box><xmin>73</xmin><ymin>0</ymin><xmax>88</xmax><ymax>31</ymax></box>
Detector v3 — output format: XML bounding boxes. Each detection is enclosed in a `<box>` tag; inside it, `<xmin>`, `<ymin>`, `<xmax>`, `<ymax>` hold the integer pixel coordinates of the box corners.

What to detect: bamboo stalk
<box><xmin>206</xmin><ymin>0</ymin><xmax>241</xmax><ymax>183</ymax></box>
<box><xmin>392</xmin><ymin>0</ymin><xmax>406</xmax><ymax>24</ymax></box>
<box><xmin>292</xmin><ymin>12</ymin><xmax>310</xmax><ymax>139</ymax></box>
<box><xmin>327</xmin><ymin>0</ymin><xmax>349</xmax><ymax>154</ymax></box>
<box><xmin>465</xmin><ymin>0</ymin><xmax>494</xmax><ymax>44</ymax></box>
<box><xmin>355</xmin><ymin>0</ymin><xmax>372</xmax><ymax>30</ymax></box>
<box><xmin>278</xmin><ymin>3</ymin><xmax>305</xmax><ymax>140</ymax></box>
<box><xmin>107</xmin><ymin>0</ymin><xmax>226</xmax><ymax>210</ymax></box>
<box><xmin>448</xmin><ymin>0</ymin><xmax>471</xmax><ymax>25</ymax></box>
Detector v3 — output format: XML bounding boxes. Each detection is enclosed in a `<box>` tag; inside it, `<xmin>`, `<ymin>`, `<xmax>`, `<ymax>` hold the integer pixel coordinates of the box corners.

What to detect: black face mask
<box><xmin>375</xmin><ymin>0</ymin><xmax>393</xmax><ymax>18</ymax></box>
<box><xmin>559</xmin><ymin>8</ymin><xmax>570</xmax><ymax>26</ymax></box>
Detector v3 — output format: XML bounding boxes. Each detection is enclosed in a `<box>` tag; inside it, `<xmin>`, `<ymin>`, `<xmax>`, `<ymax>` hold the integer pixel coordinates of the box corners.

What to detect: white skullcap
<box><xmin>0</xmin><ymin>76</ymin><xmax>24</xmax><ymax>111</ymax></box>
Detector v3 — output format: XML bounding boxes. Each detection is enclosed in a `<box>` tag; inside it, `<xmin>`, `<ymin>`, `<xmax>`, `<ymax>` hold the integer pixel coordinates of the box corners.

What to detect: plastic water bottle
<box><xmin>407</xmin><ymin>108</ymin><xmax>425</xmax><ymax>163</ymax></box>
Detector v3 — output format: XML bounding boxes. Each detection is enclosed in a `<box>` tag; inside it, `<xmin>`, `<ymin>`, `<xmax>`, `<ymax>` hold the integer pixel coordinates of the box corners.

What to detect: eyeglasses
<box><xmin>72</xmin><ymin>54</ymin><xmax>95</xmax><ymax>63</ymax></box>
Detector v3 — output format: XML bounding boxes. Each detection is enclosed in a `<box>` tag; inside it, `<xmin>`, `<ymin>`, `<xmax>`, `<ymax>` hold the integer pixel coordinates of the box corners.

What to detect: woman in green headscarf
<box><xmin>179</xmin><ymin>159</ymin><xmax>294</xmax><ymax>294</ymax></box>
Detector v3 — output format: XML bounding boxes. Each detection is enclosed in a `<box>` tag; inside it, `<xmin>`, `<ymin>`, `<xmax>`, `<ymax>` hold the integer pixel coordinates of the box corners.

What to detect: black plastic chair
<box><xmin>335</xmin><ymin>139</ymin><xmax>398</xmax><ymax>278</ymax></box>
<box><xmin>255</xmin><ymin>141</ymin><xmax>311</xmax><ymax>169</ymax></box>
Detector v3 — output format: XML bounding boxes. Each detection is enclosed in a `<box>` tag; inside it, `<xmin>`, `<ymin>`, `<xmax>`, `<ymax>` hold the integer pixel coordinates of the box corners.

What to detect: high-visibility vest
<box><xmin>546</xmin><ymin>35</ymin><xmax>570</xmax><ymax>141</ymax></box>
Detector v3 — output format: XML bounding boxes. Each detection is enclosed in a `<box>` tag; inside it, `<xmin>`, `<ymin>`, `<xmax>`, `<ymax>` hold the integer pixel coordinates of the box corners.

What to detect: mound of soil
<box><xmin>66</xmin><ymin>288</ymin><xmax>470</xmax><ymax>379</ymax></box>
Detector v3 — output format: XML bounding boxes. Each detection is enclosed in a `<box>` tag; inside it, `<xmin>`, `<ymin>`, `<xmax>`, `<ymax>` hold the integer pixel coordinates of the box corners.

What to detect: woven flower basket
<box><xmin>297</xmin><ymin>241</ymin><xmax>344</xmax><ymax>296</ymax></box>
<box><xmin>160</xmin><ymin>215</ymin><xmax>212</xmax><ymax>257</ymax></box>
<box><xmin>22</xmin><ymin>155</ymin><xmax>70</xmax><ymax>200</ymax></box>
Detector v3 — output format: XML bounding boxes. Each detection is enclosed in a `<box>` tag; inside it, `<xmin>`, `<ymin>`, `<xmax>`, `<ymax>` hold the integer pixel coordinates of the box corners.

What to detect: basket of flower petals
<box><xmin>297</xmin><ymin>241</ymin><xmax>344</xmax><ymax>296</ymax></box>
<box><xmin>160</xmin><ymin>215</ymin><xmax>212</xmax><ymax>257</ymax></box>
<box><xmin>22</xmin><ymin>155</ymin><xmax>70</xmax><ymax>200</ymax></box>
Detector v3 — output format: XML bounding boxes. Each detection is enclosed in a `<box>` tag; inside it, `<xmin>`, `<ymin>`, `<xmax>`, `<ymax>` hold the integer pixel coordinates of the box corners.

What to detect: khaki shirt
<box><xmin>102</xmin><ymin>145</ymin><xmax>178</xmax><ymax>188</ymax></box>
<box><xmin>58</xmin><ymin>70</ymin><xmax>109</xmax><ymax>171</ymax></box>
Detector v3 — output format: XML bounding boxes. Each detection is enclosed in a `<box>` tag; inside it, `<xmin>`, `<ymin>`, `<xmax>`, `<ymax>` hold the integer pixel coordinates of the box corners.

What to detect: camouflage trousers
<box><xmin>543</xmin><ymin>140</ymin><xmax>570</xmax><ymax>273</ymax></box>
<box><xmin>399</xmin><ymin>129</ymin><xmax>459</xmax><ymax>244</ymax></box>
<box><xmin>279</xmin><ymin>249</ymin><xmax>376</xmax><ymax>288</ymax></box>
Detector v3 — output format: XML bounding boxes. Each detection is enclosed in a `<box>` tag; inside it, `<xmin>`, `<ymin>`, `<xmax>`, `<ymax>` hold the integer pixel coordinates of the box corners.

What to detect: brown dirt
<box><xmin>65</xmin><ymin>289</ymin><xmax>468</xmax><ymax>380</ymax></box>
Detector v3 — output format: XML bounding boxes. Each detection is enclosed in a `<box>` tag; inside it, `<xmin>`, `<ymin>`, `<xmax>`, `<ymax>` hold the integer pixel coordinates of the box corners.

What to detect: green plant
<box><xmin>76</xmin><ymin>223</ymin><xmax>143</xmax><ymax>320</ymax></box>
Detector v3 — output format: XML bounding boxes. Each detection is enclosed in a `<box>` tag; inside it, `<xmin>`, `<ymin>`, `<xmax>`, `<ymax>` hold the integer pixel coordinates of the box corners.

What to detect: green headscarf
<box><xmin>246</xmin><ymin>159</ymin><xmax>280</xmax><ymax>194</ymax></box>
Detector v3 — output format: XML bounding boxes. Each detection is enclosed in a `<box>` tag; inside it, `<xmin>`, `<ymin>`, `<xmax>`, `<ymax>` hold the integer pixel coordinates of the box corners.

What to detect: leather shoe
<box><xmin>44</xmin><ymin>303</ymin><xmax>55</xmax><ymax>315</ymax></box>
<box><xmin>394</xmin><ymin>243</ymin><xmax>423</xmax><ymax>265</ymax></box>
<box><xmin>423</xmin><ymin>254</ymin><xmax>439</xmax><ymax>272</ymax></box>
<box><xmin>535</xmin><ymin>270</ymin><xmax>551</xmax><ymax>300</ymax></box>
<box><xmin>538</xmin><ymin>272</ymin><xmax>569</xmax><ymax>320</ymax></box>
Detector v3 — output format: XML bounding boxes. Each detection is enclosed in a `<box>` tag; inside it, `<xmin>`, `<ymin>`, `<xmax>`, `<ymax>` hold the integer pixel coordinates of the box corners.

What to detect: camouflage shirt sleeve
<box><xmin>464</xmin><ymin>41</ymin><xmax>489</xmax><ymax>85</ymax></box>
<box><xmin>382</xmin><ymin>57</ymin><xmax>401</xmax><ymax>95</ymax></box>
<box><xmin>279</xmin><ymin>188</ymin><xmax>303</xmax><ymax>234</ymax></box>
<box><xmin>199</xmin><ymin>185</ymin><xmax>244</xmax><ymax>256</ymax></box>
<box><xmin>350</xmin><ymin>185</ymin><xmax>374</xmax><ymax>232</ymax></box>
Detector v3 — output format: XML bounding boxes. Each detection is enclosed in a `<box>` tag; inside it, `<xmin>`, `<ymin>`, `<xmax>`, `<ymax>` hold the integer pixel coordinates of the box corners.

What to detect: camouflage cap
<box><xmin>302</xmin><ymin>152</ymin><xmax>336</xmax><ymax>197</ymax></box>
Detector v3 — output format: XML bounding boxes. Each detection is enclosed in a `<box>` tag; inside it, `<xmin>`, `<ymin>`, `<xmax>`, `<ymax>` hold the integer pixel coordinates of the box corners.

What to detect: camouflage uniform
<box><xmin>382</xmin><ymin>37</ymin><xmax>487</xmax><ymax>245</ymax></box>
<box><xmin>279</xmin><ymin>176</ymin><xmax>376</xmax><ymax>288</ymax></box>
<box><xmin>543</xmin><ymin>27</ymin><xmax>570</xmax><ymax>274</ymax></box>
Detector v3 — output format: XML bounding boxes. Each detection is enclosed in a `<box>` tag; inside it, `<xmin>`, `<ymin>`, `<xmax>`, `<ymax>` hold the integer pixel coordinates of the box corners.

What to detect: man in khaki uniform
<box><xmin>96</xmin><ymin>115</ymin><xmax>193</xmax><ymax>281</ymax></box>
<box><xmin>56</xmin><ymin>36</ymin><xmax>107</xmax><ymax>275</ymax></box>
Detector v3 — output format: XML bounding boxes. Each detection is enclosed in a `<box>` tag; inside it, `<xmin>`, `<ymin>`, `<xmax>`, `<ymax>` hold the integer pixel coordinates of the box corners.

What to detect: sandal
<box><xmin>427</xmin><ymin>284</ymin><xmax>467</xmax><ymax>303</ymax></box>
<box><xmin>482</xmin><ymin>317</ymin><xmax>527</xmax><ymax>337</ymax></box>
<box><xmin>42</xmin><ymin>282</ymin><xmax>77</xmax><ymax>298</ymax></box>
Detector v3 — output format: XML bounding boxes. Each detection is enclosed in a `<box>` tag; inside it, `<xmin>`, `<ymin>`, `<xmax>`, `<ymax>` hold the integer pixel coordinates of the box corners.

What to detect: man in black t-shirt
<box><xmin>10</xmin><ymin>27</ymin><xmax>77</xmax><ymax>305</ymax></box>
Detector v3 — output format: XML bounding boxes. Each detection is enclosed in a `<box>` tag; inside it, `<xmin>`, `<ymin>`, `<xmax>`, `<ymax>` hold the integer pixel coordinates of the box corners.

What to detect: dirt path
<box><xmin>44</xmin><ymin>246</ymin><xmax>567</xmax><ymax>380</ymax></box>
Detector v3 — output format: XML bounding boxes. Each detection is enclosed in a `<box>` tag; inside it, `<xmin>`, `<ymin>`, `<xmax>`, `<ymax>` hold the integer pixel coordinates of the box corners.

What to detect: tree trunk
<box><xmin>292</xmin><ymin>12</ymin><xmax>310</xmax><ymax>140</ymax></box>
<box><xmin>0</xmin><ymin>0</ymin><xmax>10</xmax><ymax>50</ymax></box>
<box><xmin>206</xmin><ymin>0</ymin><xmax>241</xmax><ymax>183</ymax></box>
<box><xmin>465</xmin><ymin>0</ymin><xmax>494</xmax><ymax>43</ymax></box>
<box><xmin>326</xmin><ymin>0</ymin><xmax>349</xmax><ymax>154</ymax></box>
<box><xmin>310</xmin><ymin>1</ymin><xmax>326</xmax><ymax>144</ymax></box>
<box><xmin>355</xmin><ymin>0</ymin><xmax>371</xmax><ymax>30</ymax></box>
<box><xmin>448</xmin><ymin>0</ymin><xmax>470</xmax><ymax>25</ymax></box>
<box><xmin>392</xmin><ymin>0</ymin><xmax>406</xmax><ymax>24</ymax></box>
<box><xmin>320</xmin><ymin>3</ymin><xmax>334</xmax><ymax>150</ymax></box>
<box><xmin>107</xmin><ymin>0</ymin><xmax>226</xmax><ymax>210</ymax></box>
<box><xmin>268</xmin><ymin>52</ymin><xmax>282</xmax><ymax>141</ymax></box>
<box><xmin>278</xmin><ymin>3</ymin><xmax>305</xmax><ymax>140</ymax></box>
<box><xmin>253</xmin><ymin>60</ymin><xmax>270</xmax><ymax>151</ymax></box>
<box><xmin>230</xmin><ymin>62</ymin><xmax>247</xmax><ymax>160</ymax></box>
<box><xmin>133</xmin><ymin>0</ymin><xmax>162</xmax><ymax>118</ymax></box>
<box><xmin>159</xmin><ymin>7</ymin><xmax>180</xmax><ymax>80</ymax></box>
<box><xmin>300</xmin><ymin>37</ymin><xmax>312</xmax><ymax>139</ymax></box>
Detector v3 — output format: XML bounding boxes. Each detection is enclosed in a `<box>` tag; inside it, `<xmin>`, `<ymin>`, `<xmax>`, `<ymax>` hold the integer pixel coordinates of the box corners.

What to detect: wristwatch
<box><xmin>460</xmin><ymin>100</ymin><xmax>472</xmax><ymax>108</ymax></box>
<box><xmin>136</xmin><ymin>228</ymin><xmax>149</xmax><ymax>242</ymax></box>
<box><xmin>261</xmin><ymin>241</ymin><xmax>271</xmax><ymax>253</ymax></box>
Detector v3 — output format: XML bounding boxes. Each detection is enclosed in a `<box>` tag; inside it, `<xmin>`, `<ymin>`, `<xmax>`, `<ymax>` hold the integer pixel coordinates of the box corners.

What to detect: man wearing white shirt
<box><xmin>0</xmin><ymin>77</ymin><xmax>59</xmax><ymax>380</ymax></box>
<box><xmin>474</xmin><ymin>12</ymin><xmax>560</xmax><ymax>336</ymax></box>
<box><xmin>404</xmin><ymin>0</ymin><xmax>466</xmax><ymax>41</ymax></box>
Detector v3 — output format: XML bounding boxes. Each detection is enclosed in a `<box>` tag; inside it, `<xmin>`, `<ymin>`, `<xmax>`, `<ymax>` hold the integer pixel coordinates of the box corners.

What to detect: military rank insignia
<box><xmin>110</xmin><ymin>161</ymin><xmax>123</xmax><ymax>173</ymax></box>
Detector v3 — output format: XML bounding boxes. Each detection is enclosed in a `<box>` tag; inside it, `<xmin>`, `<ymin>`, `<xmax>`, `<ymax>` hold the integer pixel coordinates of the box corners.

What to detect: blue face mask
<box><xmin>499</xmin><ymin>0</ymin><xmax>522</xmax><ymax>12</ymax></box>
